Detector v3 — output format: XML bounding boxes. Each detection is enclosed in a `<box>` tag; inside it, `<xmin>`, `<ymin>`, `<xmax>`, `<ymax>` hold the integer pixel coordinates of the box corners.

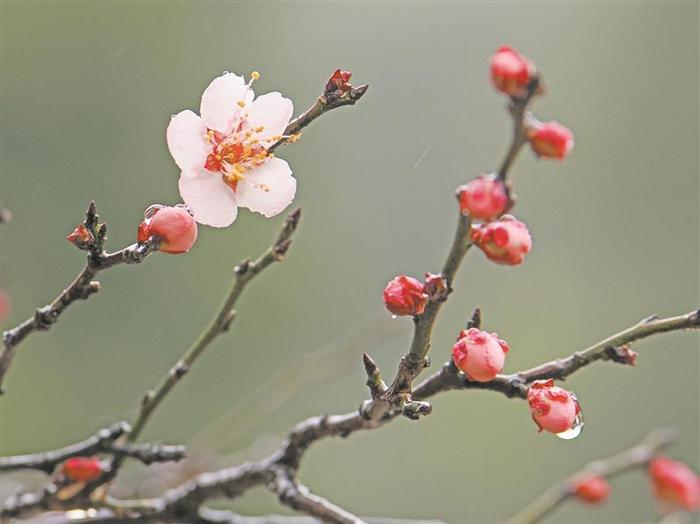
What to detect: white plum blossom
<box><xmin>167</xmin><ymin>72</ymin><xmax>296</xmax><ymax>227</ymax></box>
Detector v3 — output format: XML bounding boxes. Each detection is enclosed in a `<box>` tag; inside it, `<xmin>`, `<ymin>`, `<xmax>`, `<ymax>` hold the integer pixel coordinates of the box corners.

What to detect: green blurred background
<box><xmin>1</xmin><ymin>1</ymin><xmax>698</xmax><ymax>523</ymax></box>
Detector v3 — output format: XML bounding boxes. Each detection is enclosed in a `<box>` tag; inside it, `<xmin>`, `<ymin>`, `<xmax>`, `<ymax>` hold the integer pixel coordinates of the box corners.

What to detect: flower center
<box><xmin>201</xmin><ymin>71</ymin><xmax>284</xmax><ymax>192</ymax></box>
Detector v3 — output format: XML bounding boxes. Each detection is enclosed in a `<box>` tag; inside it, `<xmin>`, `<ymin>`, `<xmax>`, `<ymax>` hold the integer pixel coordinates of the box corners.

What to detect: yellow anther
<box><xmin>286</xmin><ymin>133</ymin><xmax>302</xmax><ymax>144</ymax></box>
<box><xmin>235</xmin><ymin>165</ymin><xmax>247</xmax><ymax>175</ymax></box>
<box><xmin>255</xmin><ymin>126</ymin><xmax>265</xmax><ymax>133</ymax></box>
<box><xmin>237</xmin><ymin>100</ymin><xmax>246</xmax><ymax>108</ymax></box>
<box><xmin>251</xmin><ymin>71</ymin><xmax>260</xmax><ymax>80</ymax></box>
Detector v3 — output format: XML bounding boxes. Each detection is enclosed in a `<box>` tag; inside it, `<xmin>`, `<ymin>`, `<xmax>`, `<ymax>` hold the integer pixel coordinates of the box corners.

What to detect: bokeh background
<box><xmin>1</xmin><ymin>2</ymin><xmax>698</xmax><ymax>523</ymax></box>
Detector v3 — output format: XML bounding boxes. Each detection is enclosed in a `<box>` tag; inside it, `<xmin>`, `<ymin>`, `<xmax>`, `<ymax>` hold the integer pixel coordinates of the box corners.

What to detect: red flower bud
<box><xmin>528</xmin><ymin>122</ymin><xmax>574</xmax><ymax>160</ymax></box>
<box><xmin>452</xmin><ymin>327</ymin><xmax>509</xmax><ymax>382</ymax></box>
<box><xmin>66</xmin><ymin>223</ymin><xmax>94</xmax><ymax>250</ymax></box>
<box><xmin>571</xmin><ymin>475</ymin><xmax>611</xmax><ymax>504</ymax></box>
<box><xmin>0</xmin><ymin>289</ymin><xmax>10</xmax><ymax>322</ymax></box>
<box><xmin>383</xmin><ymin>275</ymin><xmax>428</xmax><ymax>317</ymax></box>
<box><xmin>138</xmin><ymin>205</ymin><xmax>198</xmax><ymax>254</ymax></box>
<box><xmin>649</xmin><ymin>456</ymin><xmax>700</xmax><ymax>511</ymax></box>
<box><xmin>490</xmin><ymin>46</ymin><xmax>535</xmax><ymax>97</ymax></box>
<box><xmin>458</xmin><ymin>175</ymin><xmax>508</xmax><ymax>221</ymax></box>
<box><xmin>62</xmin><ymin>457</ymin><xmax>103</xmax><ymax>482</ymax></box>
<box><xmin>527</xmin><ymin>379</ymin><xmax>582</xmax><ymax>435</ymax></box>
<box><xmin>325</xmin><ymin>69</ymin><xmax>352</xmax><ymax>95</ymax></box>
<box><xmin>471</xmin><ymin>215</ymin><xmax>532</xmax><ymax>266</ymax></box>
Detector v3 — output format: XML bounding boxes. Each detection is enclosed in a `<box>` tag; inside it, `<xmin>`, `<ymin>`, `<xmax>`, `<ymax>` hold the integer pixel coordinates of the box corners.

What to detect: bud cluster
<box><xmin>459</xmin><ymin>46</ymin><xmax>576</xmax><ymax>267</ymax></box>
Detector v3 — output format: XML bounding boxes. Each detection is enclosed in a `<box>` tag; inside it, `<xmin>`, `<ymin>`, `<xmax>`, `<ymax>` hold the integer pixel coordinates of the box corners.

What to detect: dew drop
<box><xmin>144</xmin><ymin>204</ymin><xmax>164</xmax><ymax>220</ymax></box>
<box><xmin>391</xmin><ymin>315</ymin><xmax>398</xmax><ymax>320</ymax></box>
<box><xmin>557</xmin><ymin>409</ymin><xmax>584</xmax><ymax>440</ymax></box>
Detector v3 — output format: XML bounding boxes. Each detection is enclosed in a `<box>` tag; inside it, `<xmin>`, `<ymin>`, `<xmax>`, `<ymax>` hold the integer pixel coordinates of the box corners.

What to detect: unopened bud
<box><xmin>383</xmin><ymin>275</ymin><xmax>428</xmax><ymax>317</ymax></box>
<box><xmin>451</xmin><ymin>327</ymin><xmax>509</xmax><ymax>382</ymax></box>
<box><xmin>137</xmin><ymin>205</ymin><xmax>198</xmax><ymax>254</ymax></box>
<box><xmin>471</xmin><ymin>215</ymin><xmax>532</xmax><ymax>266</ymax></box>
<box><xmin>62</xmin><ymin>456</ymin><xmax>103</xmax><ymax>482</ymax></box>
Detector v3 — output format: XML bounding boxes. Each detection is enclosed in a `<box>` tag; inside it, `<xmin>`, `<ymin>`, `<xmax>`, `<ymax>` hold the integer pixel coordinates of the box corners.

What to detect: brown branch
<box><xmin>508</xmin><ymin>428</ymin><xmax>680</xmax><ymax>524</ymax></box>
<box><xmin>6</xmin><ymin>307</ymin><xmax>695</xmax><ymax>521</ymax></box>
<box><xmin>0</xmin><ymin>429</ymin><xmax>185</xmax><ymax>475</ymax></box>
<box><xmin>270</xmin><ymin>467</ymin><xmax>366</xmax><ymax>524</ymax></box>
<box><xmin>0</xmin><ymin>422</ymin><xmax>128</xmax><ymax>473</ymax></box>
<box><xmin>0</xmin><ymin>202</ymin><xmax>159</xmax><ymax>392</ymax></box>
<box><xmin>269</xmin><ymin>82</ymin><xmax>369</xmax><ymax>153</ymax></box>
<box><xmin>503</xmin><ymin>309</ymin><xmax>700</xmax><ymax>385</ymax></box>
<box><xmin>367</xmin><ymin>213</ymin><xmax>473</xmax><ymax>422</ymax></box>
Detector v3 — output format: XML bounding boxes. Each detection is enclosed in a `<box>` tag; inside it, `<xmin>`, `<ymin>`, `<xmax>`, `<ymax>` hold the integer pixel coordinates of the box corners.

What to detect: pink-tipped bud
<box><xmin>457</xmin><ymin>175</ymin><xmax>508</xmax><ymax>221</ymax></box>
<box><xmin>571</xmin><ymin>475</ymin><xmax>611</xmax><ymax>504</ymax></box>
<box><xmin>528</xmin><ymin>122</ymin><xmax>574</xmax><ymax>160</ymax></box>
<box><xmin>490</xmin><ymin>46</ymin><xmax>535</xmax><ymax>97</ymax></box>
<box><xmin>452</xmin><ymin>328</ymin><xmax>509</xmax><ymax>382</ymax></box>
<box><xmin>138</xmin><ymin>205</ymin><xmax>198</xmax><ymax>254</ymax></box>
<box><xmin>66</xmin><ymin>223</ymin><xmax>94</xmax><ymax>250</ymax></box>
<box><xmin>383</xmin><ymin>275</ymin><xmax>428</xmax><ymax>317</ymax></box>
<box><xmin>527</xmin><ymin>379</ymin><xmax>580</xmax><ymax>434</ymax></box>
<box><xmin>649</xmin><ymin>456</ymin><xmax>700</xmax><ymax>512</ymax></box>
<box><xmin>62</xmin><ymin>457</ymin><xmax>103</xmax><ymax>483</ymax></box>
<box><xmin>325</xmin><ymin>69</ymin><xmax>352</xmax><ymax>95</ymax></box>
<box><xmin>471</xmin><ymin>215</ymin><xmax>532</xmax><ymax>265</ymax></box>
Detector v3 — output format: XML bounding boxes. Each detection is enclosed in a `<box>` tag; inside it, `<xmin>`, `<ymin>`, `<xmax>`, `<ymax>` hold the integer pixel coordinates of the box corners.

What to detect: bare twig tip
<box><xmin>362</xmin><ymin>352</ymin><xmax>378</xmax><ymax>376</ymax></box>
<box><xmin>467</xmin><ymin>308</ymin><xmax>482</xmax><ymax>330</ymax></box>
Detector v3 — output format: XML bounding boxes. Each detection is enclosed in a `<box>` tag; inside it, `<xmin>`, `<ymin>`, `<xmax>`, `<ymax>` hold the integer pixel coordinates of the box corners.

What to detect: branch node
<box><xmin>402</xmin><ymin>399</ymin><xmax>433</xmax><ymax>420</ymax></box>
<box><xmin>234</xmin><ymin>258</ymin><xmax>251</xmax><ymax>276</ymax></box>
<box><xmin>34</xmin><ymin>306</ymin><xmax>58</xmax><ymax>330</ymax></box>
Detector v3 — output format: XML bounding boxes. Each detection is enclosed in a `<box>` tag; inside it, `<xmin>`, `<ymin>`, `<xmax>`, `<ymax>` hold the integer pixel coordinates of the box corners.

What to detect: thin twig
<box><xmin>269</xmin><ymin>84</ymin><xmax>369</xmax><ymax>153</ymax></box>
<box><xmin>0</xmin><ymin>202</ymin><xmax>159</xmax><ymax>392</ymax></box>
<box><xmin>508</xmin><ymin>428</ymin><xmax>680</xmax><ymax>524</ymax></box>
<box><xmin>124</xmin><ymin>207</ymin><xmax>302</xmax><ymax>447</ymax></box>
<box><xmin>0</xmin><ymin>422</ymin><xmax>130</xmax><ymax>474</ymax></box>
<box><xmin>496</xmin><ymin>76</ymin><xmax>541</xmax><ymax>182</ymax></box>
<box><xmin>503</xmin><ymin>309</ymin><xmax>700</xmax><ymax>385</ymax></box>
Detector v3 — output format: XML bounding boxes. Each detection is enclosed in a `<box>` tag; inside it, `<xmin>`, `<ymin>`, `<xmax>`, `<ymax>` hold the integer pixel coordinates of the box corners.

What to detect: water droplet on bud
<box><xmin>557</xmin><ymin>406</ymin><xmax>584</xmax><ymax>440</ymax></box>
<box><xmin>391</xmin><ymin>315</ymin><xmax>398</xmax><ymax>320</ymax></box>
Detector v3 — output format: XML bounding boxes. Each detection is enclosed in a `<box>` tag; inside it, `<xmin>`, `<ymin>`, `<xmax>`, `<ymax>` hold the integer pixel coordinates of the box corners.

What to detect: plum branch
<box><xmin>3</xmin><ymin>306</ymin><xmax>687</xmax><ymax>522</ymax></box>
<box><xmin>0</xmin><ymin>202</ymin><xmax>159</xmax><ymax>392</ymax></box>
<box><xmin>269</xmin><ymin>78</ymin><xmax>369</xmax><ymax>153</ymax></box>
<box><xmin>0</xmin><ymin>422</ymin><xmax>184</xmax><ymax>474</ymax></box>
<box><xmin>508</xmin><ymin>428</ymin><xmax>680</xmax><ymax>524</ymax></box>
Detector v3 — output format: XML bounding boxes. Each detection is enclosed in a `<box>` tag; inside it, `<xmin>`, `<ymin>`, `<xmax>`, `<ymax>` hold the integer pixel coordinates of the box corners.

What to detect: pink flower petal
<box><xmin>200</xmin><ymin>73</ymin><xmax>254</xmax><ymax>134</ymax></box>
<box><xmin>167</xmin><ymin>111</ymin><xmax>209</xmax><ymax>173</ymax></box>
<box><xmin>245</xmin><ymin>92</ymin><xmax>294</xmax><ymax>143</ymax></box>
<box><xmin>236</xmin><ymin>158</ymin><xmax>296</xmax><ymax>218</ymax></box>
<box><xmin>178</xmin><ymin>171</ymin><xmax>238</xmax><ymax>227</ymax></box>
